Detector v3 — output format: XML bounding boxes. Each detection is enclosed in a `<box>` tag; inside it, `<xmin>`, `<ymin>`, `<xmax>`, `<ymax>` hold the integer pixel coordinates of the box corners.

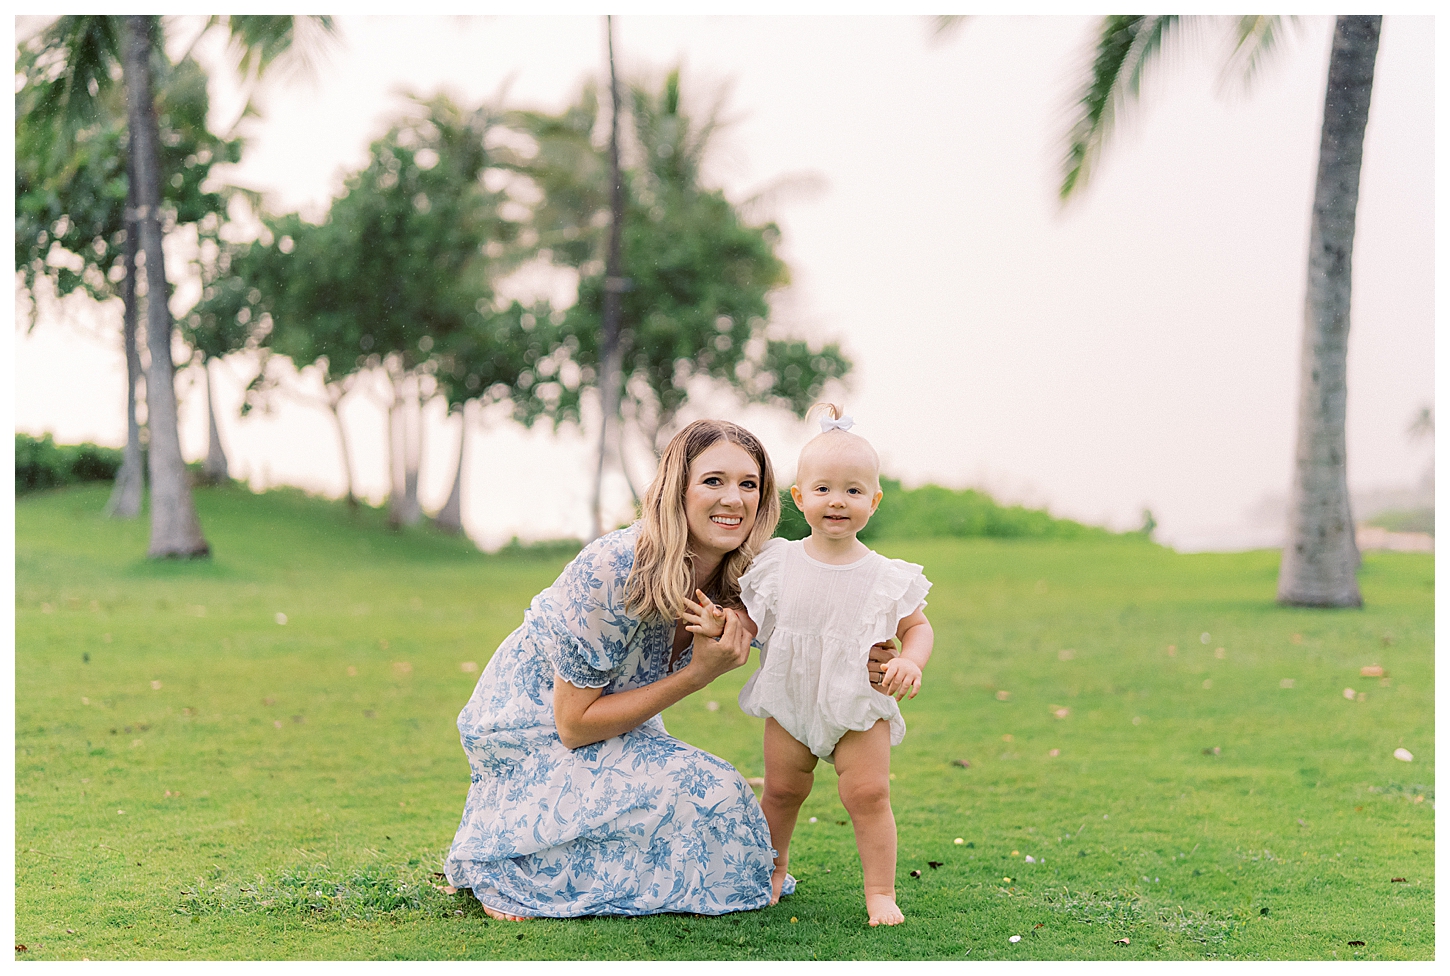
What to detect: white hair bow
<box><xmin>819</xmin><ymin>414</ymin><xmax>855</xmax><ymax>433</ymax></box>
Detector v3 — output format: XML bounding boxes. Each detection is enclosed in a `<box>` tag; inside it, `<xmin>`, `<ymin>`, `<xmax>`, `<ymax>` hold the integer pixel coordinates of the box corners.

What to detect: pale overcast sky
<box><xmin>11</xmin><ymin>14</ymin><xmax>1437</xmax><ymax>550</ymax></box>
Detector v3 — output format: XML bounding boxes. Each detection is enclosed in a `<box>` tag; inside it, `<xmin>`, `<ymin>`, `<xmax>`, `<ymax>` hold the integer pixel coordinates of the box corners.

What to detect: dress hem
<box><xmin>466</xmin><ymin>873</ymin><xmax>797</xmax><ymax>919</ymax></box>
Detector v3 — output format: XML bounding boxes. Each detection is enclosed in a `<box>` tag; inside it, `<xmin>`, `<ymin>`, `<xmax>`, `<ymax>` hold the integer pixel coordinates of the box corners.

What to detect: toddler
<box><xmin>684</xmin><ymin>405</ymin><xmax>933</xmax><ymax>926</ymax></box>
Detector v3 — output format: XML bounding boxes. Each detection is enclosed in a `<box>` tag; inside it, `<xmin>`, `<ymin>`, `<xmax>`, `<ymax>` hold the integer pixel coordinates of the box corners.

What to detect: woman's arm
<box><xmin>554</xmin><ymin>608</ymin><xmax>754</xmax><ymax>749</ymax></box>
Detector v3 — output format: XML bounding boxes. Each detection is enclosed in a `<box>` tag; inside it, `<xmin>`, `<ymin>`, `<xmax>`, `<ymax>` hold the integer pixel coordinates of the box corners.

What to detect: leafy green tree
<box><xmin>195</xmin><ymin>94</ymin><xmax>541</xmax><ymax>528</ymax></box>
<box><xmin>510</xmin><ymin>70</ymin><xmax>851</xmax><ymax>514</ymax></box>
<box><xmin>193</xmin><ymin>209</ymin><xmax>371</xmax><ymax>506</ymax></box>
<box><xmin>1052</xmin><ymin>15</ymin><xmax>1380</xmax><ymax>606</ymax></box>
<box><xmin>16</xmin><ymin>14</ymin><xmax>334</xmax><ymax>555</ymax></box>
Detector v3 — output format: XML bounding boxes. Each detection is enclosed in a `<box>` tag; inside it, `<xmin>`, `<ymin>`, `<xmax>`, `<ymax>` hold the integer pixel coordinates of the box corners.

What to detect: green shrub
<box><xmin>15</xmin><ymin>433</ymin><xmax>124</xmax><ymax>494</ymax></box>
<box><xmin>496</xmin><ymin>536</ymin><xmax>586</xmax><ymax>559</ymax></box>
<box><xmin>775</xmin><ymin>477</ymin><xmax>1117</xmax><ymax>542</ymax></box>
<box><xmin>1366</xmin><ymin>507</ymin><xmax>1434</xmax><ymax>536</ymax></box>
<box><xmin>774</xmin><ymin>489</ymin><xmax>812</xmax><ymax>540</ymax></box>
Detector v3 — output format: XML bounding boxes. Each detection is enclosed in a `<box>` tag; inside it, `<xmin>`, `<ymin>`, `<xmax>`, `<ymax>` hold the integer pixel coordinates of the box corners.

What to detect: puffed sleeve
<box><xmin>535</xmin><ymin>524</ymin><xmax>643</xmax><ymax>689</ymax></box>
<box><xmin>865</xmin><ymin>556</ymin><xmax>932</xmax><ymax>646</ymax></box>
<box><xmin>738</xmin><ymin>537</ymin><xmax>789</xmax><ymax>646</ymax></box>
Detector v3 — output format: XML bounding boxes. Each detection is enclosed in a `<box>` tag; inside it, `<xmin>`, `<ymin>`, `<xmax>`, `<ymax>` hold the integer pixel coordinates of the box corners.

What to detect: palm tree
<box><xmin>1053</xmin><ymin>15</ymin><xmax>1380</xmax><ymax>607</ymax></box>
<box><xmin>18</xmin><ymin>37</ymin><xmax>245</xmax><ymax>519</ymax></box>
<box><xmin>591</xmin><ymin>14</ymin><xmax>628</xmax><ymax>541</ymax></box>
<box><xmin>24</xmin><ymin>14</ymin><xmax>335</xmax><ymax>557</ymax></box>
<box><xmin>122</xmin><ymin>16</ymin><xmax>211</xmax><ymax>555</ymax></box>
<box><xmin>507</xmin><ymin>66</ymin><xmax>844</xmax><ymax>522</ymax></box>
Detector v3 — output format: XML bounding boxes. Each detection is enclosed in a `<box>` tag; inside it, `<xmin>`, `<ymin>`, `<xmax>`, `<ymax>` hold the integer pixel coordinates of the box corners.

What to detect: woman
<box><xmin>444</xmin><ymin>419</ymin><xmax>793</xmax><ymax>920</ymax></box>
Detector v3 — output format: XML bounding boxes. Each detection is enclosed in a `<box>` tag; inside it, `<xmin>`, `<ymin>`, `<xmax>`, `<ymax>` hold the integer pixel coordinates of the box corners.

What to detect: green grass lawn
<box><xmin>14</xmin><ymin>484</ymin><xmax>1434</xmax><ymax>960</ymax></box>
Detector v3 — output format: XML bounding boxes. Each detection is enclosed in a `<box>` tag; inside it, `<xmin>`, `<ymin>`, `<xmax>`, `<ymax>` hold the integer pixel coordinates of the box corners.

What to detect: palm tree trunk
<box><xmin>121</xmin><ymin>15</ymin><xmax>209</xmax><ymax>558</ymax></box>
<box><xmin>1276</xmin><ymin>15</ymin><xmax>1380</xmax><ymax>608</ymax></box>
<box><xmin>591</xmin><ymin>14</ymin><xmax>627</xmax><ymax>541</ymax></box>
<box><xmin>107</xmin><ymin>167</ymin><xmax>144</xmax><ymax>519</ymax></box>
<box><xmin>202</xmin><ymin>357</ymin><xmax>230</xmax><ymax>484</ymax></box>
<box><xmin>436</xmin><ymin>403</ymin><xmax>467</xmax><ymax>535</ymax></box>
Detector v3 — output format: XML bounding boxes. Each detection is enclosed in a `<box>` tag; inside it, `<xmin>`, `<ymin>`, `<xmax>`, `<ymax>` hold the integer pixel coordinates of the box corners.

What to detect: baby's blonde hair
<box><xmin>797</xmin><ymin>403</ymin><xmax>881</xmax><ymax>490</ymax></box>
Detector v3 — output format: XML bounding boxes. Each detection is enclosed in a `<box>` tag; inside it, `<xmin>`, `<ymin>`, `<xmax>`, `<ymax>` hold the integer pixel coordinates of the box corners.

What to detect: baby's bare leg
<box><xmin>761</xmin><ymin>717</ymin><xmax>818</xmax><ymax>904</ymax></box>
<box><xmin>832</xmin><ymin>720</ymin><xmax>901</xmax><ymax>926</ymax></box>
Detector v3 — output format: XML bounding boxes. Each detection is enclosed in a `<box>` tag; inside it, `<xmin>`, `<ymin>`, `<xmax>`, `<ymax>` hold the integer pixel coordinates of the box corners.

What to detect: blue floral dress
<box><xmin>444</xmin><ymin>523</ymin><xmax>793</xmax><ymax>917</ymax></box>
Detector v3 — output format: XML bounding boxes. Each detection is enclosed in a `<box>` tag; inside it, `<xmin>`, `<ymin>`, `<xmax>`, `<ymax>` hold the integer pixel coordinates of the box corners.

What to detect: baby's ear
<box><xmin>870</xmin><ymin>489</ymin><xmax>884</xmax><ymax>514</ymax></box>
<box><xmin>789</xmin><ymin>484</ymin><xmax>804</xmax><ymax>507</ymax></box>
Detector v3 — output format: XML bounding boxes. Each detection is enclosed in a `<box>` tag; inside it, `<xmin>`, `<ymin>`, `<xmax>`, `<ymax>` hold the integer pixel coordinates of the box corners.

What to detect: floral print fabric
<box><xmin>444</xmin><ymin>523</ymin><xmax>791</xmax><ymax>917</ymax></box>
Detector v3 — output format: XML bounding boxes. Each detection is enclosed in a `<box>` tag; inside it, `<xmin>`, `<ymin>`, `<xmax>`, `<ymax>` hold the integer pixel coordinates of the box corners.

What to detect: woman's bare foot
<box><xmin>865</xmin><ymin>891</ymin><xmax>904</xmax><ymax>926</ymax></box>
<box><xmin>770</xmin><ymin>865</ymin><xmax>791</xmax><ymax>905</ymax></box>
<box><xmin>482</xmin><ymin>903</ymin><xmax>533</xmax><ymax>922</ymax></box>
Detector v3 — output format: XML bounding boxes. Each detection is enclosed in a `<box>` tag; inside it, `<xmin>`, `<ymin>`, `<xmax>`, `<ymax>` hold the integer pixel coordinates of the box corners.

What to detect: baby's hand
<box><xmin>880</xmin><ymin>657</ymin><xmax>922</xmax><ymax>701</ymax></box>
<box><xmin>682</xmin><ymin>589</ymin><xmax>726</xmax><ymax>639</ymax></box>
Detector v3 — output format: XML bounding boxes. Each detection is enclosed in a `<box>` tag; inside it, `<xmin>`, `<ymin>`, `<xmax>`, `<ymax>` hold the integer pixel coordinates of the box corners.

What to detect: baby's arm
<box><xmin>682</xmin><ymin>589</ymin><xmax>727</xmax><ymax>639</ymax></box>
<box><xmin>879</xmin><ymin>606</ymin><xmax>933</xmax><ymax>701</ymax></box>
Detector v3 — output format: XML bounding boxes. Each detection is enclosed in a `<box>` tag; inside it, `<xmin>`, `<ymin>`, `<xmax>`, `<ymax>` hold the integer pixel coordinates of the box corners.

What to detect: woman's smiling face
<box><xmin>683</xmin><ymin>440</ymin><xmax>762</xmax><ymax>565</ymax></box>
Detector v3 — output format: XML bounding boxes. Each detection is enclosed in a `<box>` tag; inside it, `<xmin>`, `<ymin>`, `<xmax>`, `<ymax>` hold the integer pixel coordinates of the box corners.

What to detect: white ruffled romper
<box><xmin>737</xmin><ymin>538</ymin><xmax>932</xmax><ymax>762</ymax></box>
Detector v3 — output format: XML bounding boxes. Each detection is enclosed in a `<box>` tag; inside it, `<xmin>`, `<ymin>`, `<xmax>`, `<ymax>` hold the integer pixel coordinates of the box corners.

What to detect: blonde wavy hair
<box><xmin>626</xmin><ymin>419</ymin><xmax>780</xmax><ymax>621</ymax></box>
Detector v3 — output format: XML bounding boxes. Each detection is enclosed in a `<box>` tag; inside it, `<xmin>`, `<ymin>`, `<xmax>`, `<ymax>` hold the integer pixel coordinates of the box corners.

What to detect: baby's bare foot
<box><xmin>770</xmin><ymin>866</ymin><xmax>790</xmax><ymax>905</ymax></box>
<box><xmin>482</xmin><ymin>903</ymin><xmax>533</xmax><ymax>922</ymax></box>
<box><xmin>865</xmin><ymin>891</ymin><xmax>904</xmax><ymax>926</ymax></box>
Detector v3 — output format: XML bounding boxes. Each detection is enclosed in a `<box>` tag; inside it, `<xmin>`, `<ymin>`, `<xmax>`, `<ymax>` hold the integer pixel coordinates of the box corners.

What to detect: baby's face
<box><xmin>791</xmin><ymin>449</ymin><xmax>883</xmax><ymax>541</ymax></box>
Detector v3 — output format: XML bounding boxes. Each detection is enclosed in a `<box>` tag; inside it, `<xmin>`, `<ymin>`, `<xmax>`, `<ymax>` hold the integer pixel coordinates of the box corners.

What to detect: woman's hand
<box><xmin>687</xmin><ymin>607</ymin><xmax>752</xmax><ymax>685</ymax></box>
<box><xmin>868</xmin><ymin>640</ymin><xmax>898</xmax><ymax>694</ymax></box>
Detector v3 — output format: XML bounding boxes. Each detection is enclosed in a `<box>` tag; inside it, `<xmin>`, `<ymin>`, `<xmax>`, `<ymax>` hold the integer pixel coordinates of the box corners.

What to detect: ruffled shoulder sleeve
<box><xmin>866</xmin><ymin>554</ymin><xmax>932</xmax><ymax>644</ymax></box>
<box><xmin>738</xmin><ymin>537</ymin><xmax>790</xmax><ymax>646</ymax></box>
<box><xmin>536</xmin><ymin>523</ymin><xmax>643</xmax><ymax>689</ymax></box>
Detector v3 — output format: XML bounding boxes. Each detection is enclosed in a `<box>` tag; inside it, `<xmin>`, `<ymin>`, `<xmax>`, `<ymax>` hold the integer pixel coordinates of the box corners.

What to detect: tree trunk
<box><xmin>591</xmin><ymin>14</ymin><xmax>627</xmax><ymax>541</ymax></box>
<box><xmin>436</xmin><ymin>403</ymin><xmax>467</xmax><ymax>535</ymax></box>
<box><xmin>1276</xmin><ymin>15</ymin><xmax>1380</xmax><ymax>608</ymax></box>
<box><xmin>386</xmin><ymin>368</ymin><xmax>405</xmax><ymax>528</ymax></box>
<box><xmin>617</xmin><ymin>414</ymin><xmax>641</xmax><ymax>507</ymax></box>
<box><xmin>326</xmin><ymin>383</ymin><xmax>358</xmax><ymax>510</ymax></box>
<box><xmin>107</xmin><ymin>166</ymin><xmax>144</xmax><ymax>519</ymax></box>
<box><xmin>202</xmin><ymin>357</ymin><xmax>230</xmax><ymax>484</ymax></box>
<box><xmin>121</xmin><ymin>16</ymin><xmax>209</xmax><ymax>558</ymax></box>
<box><xmin>400</xmin><ymin>372</ymin><xmax>424</xmax><ymax>526</ymax></box>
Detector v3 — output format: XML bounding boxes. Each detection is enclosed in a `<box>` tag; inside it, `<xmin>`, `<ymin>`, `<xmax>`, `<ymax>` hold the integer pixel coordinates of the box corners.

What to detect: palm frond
<box><xmin>928</xmin><ymin>15</ymin><xmax>970</xmax><ymax>42</ymax></box>
<box><xmin>225</xmin><ymin>15</ymin><xmax>338</xmax><ymax>86</ymax></box>
<box><xmin>630</xmin><ymin>67</ymin><xmax>735</xmax><ymax>193</ymax></box>
<box><xmin>1407</xmin><ymin>406</ymin><xmax>1434</xmax><ymax>440</ymax></box>
<box><xmin>735</xmin><ymin>172</ymin><xmax>828</xmax><ymax>224</ymax></box>
<box><xmin>1217</xmin><ymin>14</ymin><xmax>1291</xmax><ymax>96</ymax></box>
<box><xmin>1060</xmin><ymin>14</ymin><xmax>1180</xmax><ymax>201</ymax></box>
<box><xmin>28</xmin><ymin>15</ymin><xmax>123</xmax><ymax>135</ymax></box>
